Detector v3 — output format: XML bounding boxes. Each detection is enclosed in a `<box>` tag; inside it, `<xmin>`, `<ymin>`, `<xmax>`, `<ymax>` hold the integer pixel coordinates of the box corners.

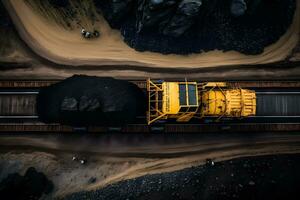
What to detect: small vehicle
<box><xmin>81</xmin><ymin>28</ymin><xmax>100</xmax><ymax>39</ymax></box>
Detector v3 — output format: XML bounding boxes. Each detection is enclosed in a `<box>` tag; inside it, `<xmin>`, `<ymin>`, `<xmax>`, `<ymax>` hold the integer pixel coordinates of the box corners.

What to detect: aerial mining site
<box><xmin>0</xmin><ymin>0</ymin><xmax>300</xmax><ymax>199</ymax></box>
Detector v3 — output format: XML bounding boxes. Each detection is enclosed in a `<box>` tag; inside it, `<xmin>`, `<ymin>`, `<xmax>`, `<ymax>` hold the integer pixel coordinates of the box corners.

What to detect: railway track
<box><xmin>1</xmin><ymin>90</ymin><xmax>299</xmax><ymax>118</ymax></box>
<box><xmin>0</xmin><ymin>80</ymin><xmax>300</xmax><ymax>133</ymax></box>
<box><xmin>1</xmin><ymin>80</ymin><xmax>300</xmax><ymax>89</ymax></box>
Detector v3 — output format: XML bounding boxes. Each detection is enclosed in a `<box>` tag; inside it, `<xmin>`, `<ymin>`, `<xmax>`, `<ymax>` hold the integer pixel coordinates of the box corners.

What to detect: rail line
<box><xmin>1</xmin><ymin>90</ymin><xmax>300</xmax><ymax>118</ymax></box>
<box><xmin>0</xmin><ymin>91</ymin><xmax>39</xmax><ymax>95</ymax></box>
<box><xmin>1</xmin><ymin>91</ymin><xmax>299</xmax><ymax>95</ymax></box>
<box><xmin>0</xmin><ymin>123</ymin><xmax>300</xmax><ymax>133</ymax></box>
<box><xmin>1</xmin><ymin>80</ymin><xmax>300</xmax><ymax>89</ymax></box>
<box><xmin>0</xmin><ymin>80</ymin><xmax>300</xmax><ymax>133</ymax></box>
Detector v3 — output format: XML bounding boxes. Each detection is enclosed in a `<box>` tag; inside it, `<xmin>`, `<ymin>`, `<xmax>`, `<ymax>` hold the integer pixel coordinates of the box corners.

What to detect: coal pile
<box><xmin>37</xmin><ymin>75</ymin><xmax>146</xmax><ymax>125</ymax></box>
<box><xmin>0</xmin><ymin>167</ymin><xmax>53</xmax><ymax>200</ymax></box>
<box><xmin>95</xmin><ymin>0</ymin><xmax>296</xmax><ymax>55</ymax></box>
<box><xmin>63</xmin><ymin>154</ymin><xmax>300</xmax><ymax>200</ymax></box>
<box><xmin>48</xmin><ymin>0</ymin><xmax>70</xmax><ymax>8</ymax></box>
<box><xmin>94</xmin><ymin>0</ymin><xmax>134</xmax><ymax>29</ymax></box>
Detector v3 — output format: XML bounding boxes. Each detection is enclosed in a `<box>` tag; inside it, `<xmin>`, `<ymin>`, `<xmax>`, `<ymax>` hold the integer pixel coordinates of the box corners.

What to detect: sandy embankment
<box><xmin>1</xmin><ymin>133</ymin><xmax>300</xmax><ymax>198</ymax></box>
<box><xmin>2</xmin><ymin>0</ymin><xmax>300</xmax><ymax>69</ymax></box>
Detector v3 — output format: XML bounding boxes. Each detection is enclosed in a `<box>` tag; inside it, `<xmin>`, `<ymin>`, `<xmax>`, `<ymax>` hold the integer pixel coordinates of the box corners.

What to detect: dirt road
<box><xmin>0</xmin><ymin>133</ymin><xmax>300</xmax><ymax>198</ymax></box>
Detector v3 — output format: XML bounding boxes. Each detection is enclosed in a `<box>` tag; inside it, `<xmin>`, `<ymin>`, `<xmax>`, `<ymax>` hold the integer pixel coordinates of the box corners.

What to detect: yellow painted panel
<box><xmin>162</xmin><ymin>82</ymin><xmax>180</xmax><ymax>114</ymax></box>
<box><xmin>202</xmin><ymin>82</ymin><xmax>227</xmax><ymax>88</ymax></box>
<box><xmin>202</xmin><ymin>91</ymin><xmax>226</xmax><ymax>115</ymax></box>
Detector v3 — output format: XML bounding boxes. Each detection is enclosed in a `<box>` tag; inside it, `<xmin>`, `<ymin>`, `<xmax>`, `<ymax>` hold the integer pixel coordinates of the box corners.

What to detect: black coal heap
<box><xmin>0</xmin><ymin>167</ymin><xmax>53</xmax><ymax>200</ymax></box>
<box><xmin>95</xmin><ymin>0</ymin><xmax>296</xmax><ymax>55</ymax></box>
<box><xmin>37</xmin><ymin>75</ymin><xmax>146</xmax><ymax>126</ymax></box>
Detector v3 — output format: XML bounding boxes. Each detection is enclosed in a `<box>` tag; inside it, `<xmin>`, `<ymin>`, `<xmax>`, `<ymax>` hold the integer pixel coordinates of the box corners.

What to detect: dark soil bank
<box><xmin>37</xmin><ymin>75</ymin><xmax>146</xmax><ymax>125</ymax></box>
<box><xmin>99</xmin><ymin>0</ymin><xmax>296</xmax><ymax>55</ymax></box>
<box><xmin>64</xmin><ymin>154</ymin><xmax>300</xmax><ymax>200</ymax></box>
<box><xmin>0</xmin><ymin>1</ymin><xmax>12</xmax><ymax>27</ymax></box>
<box><xmin>0</xmin><ymin>167</ymin><xmax>53</xmax><ymax>200</ymax></box>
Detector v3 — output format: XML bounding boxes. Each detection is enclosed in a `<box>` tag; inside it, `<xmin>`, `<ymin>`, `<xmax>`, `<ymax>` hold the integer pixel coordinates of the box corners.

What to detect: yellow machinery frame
<box><xmin>197</xmin><ymin>82</ymin><xmax>227</xmax><ymax>120</ymax></box>
<box><xmin>147</xmin><ymin>79</ymin><xmax>200</xmax><ymax>125</ymax></box>
<box><xmin>147</xmin><ymin>79</ymin><xmax>256</xmax><ymax>125</ymax></box>
<box><xmin>147</xmin><ymin>79</ymin><xmax>166</xmax><ymax>125</ymax></box>
<box><xmin>198</xmin><ymin>83</ymin><xmax>256</xmax><ymax>119</ymax></box>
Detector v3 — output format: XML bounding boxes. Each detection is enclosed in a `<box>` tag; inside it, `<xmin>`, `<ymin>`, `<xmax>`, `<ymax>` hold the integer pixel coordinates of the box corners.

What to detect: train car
<box><xmin>147</xmin><ymin>79</ymin><xmax>256</xmax><ymax>125</ymax></box>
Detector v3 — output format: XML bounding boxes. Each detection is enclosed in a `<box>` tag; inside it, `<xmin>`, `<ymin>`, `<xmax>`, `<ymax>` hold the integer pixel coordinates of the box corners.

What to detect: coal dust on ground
<box><xmin>64</xmin><ymin>153</ymin><xmax>300</xmax><ymax>200</ymax></box>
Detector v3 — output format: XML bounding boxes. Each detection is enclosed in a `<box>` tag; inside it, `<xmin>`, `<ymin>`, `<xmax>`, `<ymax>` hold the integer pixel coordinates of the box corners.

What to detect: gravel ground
<box><xmin>63</xmin><ymin>153</ymin><xmax>300</xmax><ymax>200</ymax></box>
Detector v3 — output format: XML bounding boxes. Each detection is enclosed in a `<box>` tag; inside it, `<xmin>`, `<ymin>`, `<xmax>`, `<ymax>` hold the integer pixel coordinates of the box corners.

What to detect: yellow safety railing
<box><xmin>147</xmin><ymin>79</ymin><xmax>166</xmax><ymax>125</ymax></box>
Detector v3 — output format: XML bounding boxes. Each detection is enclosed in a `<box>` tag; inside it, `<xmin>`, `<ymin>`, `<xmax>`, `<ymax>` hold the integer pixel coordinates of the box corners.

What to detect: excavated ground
<box><xmin>0</xmin><ymin>1</ymin><xmax>299</xmax><ymax>79</ymax></box>
<box><xmin>0</xmin><ymin>133</ymin><xmax>300</xmax><ymax>199</ymax></box>
<box><xmin>1</xmin><ymin>0</ymin><xmax>300</xmax><ymax>69</ymax></box>
<box><xmin>64</xmin><ymin>153</ymin><xmax>300</xmax><ymax>200</ymax></box>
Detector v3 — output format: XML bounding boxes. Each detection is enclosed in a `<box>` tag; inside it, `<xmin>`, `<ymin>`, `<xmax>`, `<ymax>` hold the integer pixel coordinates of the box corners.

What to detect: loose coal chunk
<box><xmin>37</xmin><ymin>75</ymin><xmax>146</xmax><ymax>125</ymax></box>
<box><xmin>136</xmin><ymin>0</ymin><xmax>178</xmax><ymax>33</ymax></box>
<box><xmin>230</xmin><ymin>0</ymin><xmax>247</xmax><ymax>17</ymax></box>
<box><xmin>94</xmin><ymin>0</ymin><xmax>135</xmax><ymax>28</ymax></box>
<box><xmin>0</xmin><ymin>167</ymin><xmax>53</xmax><ymax>200</ymax></box>
<box><xmin>48</xmin><ymin>0</ymin><xmax>70</xmax><ymax>8</ymax></box>
<box><xmin>136</xmin><ymin>0</ymin><xmax>203</xmax><ymax>37</ymax></box>
<box><xmin>162</xmin><ymin>0</ymin><xmax>203</xmax><ymax>37</ymax></box>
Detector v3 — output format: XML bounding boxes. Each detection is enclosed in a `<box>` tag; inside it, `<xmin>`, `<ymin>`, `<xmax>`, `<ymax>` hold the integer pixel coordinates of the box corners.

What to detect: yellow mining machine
<box><xmin>147</xmin><ymin>79</ymin><xmax>256</xmax><ymax>125</ymax></box>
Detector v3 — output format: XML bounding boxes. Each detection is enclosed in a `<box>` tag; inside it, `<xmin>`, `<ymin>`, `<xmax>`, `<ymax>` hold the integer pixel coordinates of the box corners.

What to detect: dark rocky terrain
<box><xmin>96</xmin><ymin>0</ymin><xmax>296</xmax><ymax>55</ymax></box>
<box><xmin>63</xmin><ymin>153</ymin><xmax>300</xmax><ymax>200</ymax></box>
<box><xmin>37</xmin><ymin>75</ymin><xmax>146</xmax><ymax>125</ymax></box>
<box><xmin>0</xmin><ymin>1</ymin><xmax>12</xmax><ymax>28</ymax></box>
<box><xmin>0</xmin><ymin>167</ymin><xmax>53</xmax><ymax>200</ymax></box>
<box><xmin>48</xmin><ymin>0</ymin><xmax>70</xmax><ymax>8</ymax></box>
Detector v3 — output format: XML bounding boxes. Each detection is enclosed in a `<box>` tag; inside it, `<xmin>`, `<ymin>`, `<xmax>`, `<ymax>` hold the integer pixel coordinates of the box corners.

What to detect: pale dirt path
<box><xmin>2</xmin><ymin>0</ymin><xmax>300</xmax><ymax>69</ymax></box>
